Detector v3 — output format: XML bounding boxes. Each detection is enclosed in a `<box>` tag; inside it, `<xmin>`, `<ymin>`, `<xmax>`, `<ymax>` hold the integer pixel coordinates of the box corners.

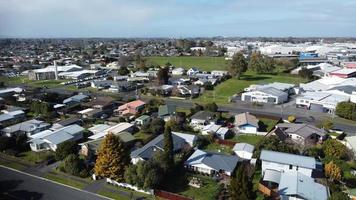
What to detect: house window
<box><xmin>289</xmin><ymin>165</ymin><xmax>293</xmax><ymax>170</ymax></box>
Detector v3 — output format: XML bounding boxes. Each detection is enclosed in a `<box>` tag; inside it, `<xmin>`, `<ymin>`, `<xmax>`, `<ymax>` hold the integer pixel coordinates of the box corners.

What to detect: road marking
<box><xmin>0</xmin><ymin>165</ymin><xmax>112</xmax><ymax>200</ymax></box>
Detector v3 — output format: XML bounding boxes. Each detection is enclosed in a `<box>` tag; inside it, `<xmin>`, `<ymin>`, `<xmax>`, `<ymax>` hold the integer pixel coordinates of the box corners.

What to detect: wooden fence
<box><xmin>154</xmin><ymin>190</ymin><xmax>193</xmax><ymax>200</ymax></box>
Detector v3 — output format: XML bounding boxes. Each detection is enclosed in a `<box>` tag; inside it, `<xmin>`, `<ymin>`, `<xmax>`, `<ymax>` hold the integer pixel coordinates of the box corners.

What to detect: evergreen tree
<box><xmin>94</xmin><ymin>133</ymin><xmax>129</xmax><ymax>181</ymax></box>
<box><xmin>157</xmin><ymin>67</ymin><xmax>169</xmax><ymax>85</ymax></box>
<box><xmin>228</xmin><ymin>52</ymin><xmax>248</xmax><ymax>79</ymax></box>
<box><xmin>230</xmin><ymin>162</ymin><xmax>254</xmax><ymax>200</ymax></box>
<box><xmin>162</xmin><ymin>126</ymin><xmax>174</xmax><ymax>172</ymax></box>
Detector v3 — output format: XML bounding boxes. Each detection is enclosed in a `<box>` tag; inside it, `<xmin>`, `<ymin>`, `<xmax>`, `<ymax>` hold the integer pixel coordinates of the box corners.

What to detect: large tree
<box><xmin>322</xmin><ymin>139</ymin><xmax>348</xmax><ymax>160</ymax></box>
<box><xmin>230</xmin><ymin>161</ymin><xmax>254</xmax><ymax>200</ymax></box>
<box><xmin>94</xmin><ymin>133</ymin><xmax>129</xmax><ymax>181</ymax></box>
<box><xmin>162</xmin><ymin>126</ymin><xmax>174</xmax><ymax>172</ymax></box>
<box><xmin>124</xmin><ymin>161</ymin><xmax>162</xmax><ymax>190</ymax></box>
<box><xmin>228</xmin><ymin>52</ymin><xmax>248</xmax><ymax>79</ymax></box>
<box><xmin>325</xmin><ymin>161</ymin><xmax>342</xmax><ymax>181</ymax></box>
<box><xmin>157</xmin><ymin>67</ymin><xmax>169</xmax><ymax>85</ymax></box>
<box><xmin>55</xmin><ymin>140</ymin><xmax>78</xmax><ymax>160</ymax></box>
<box><xmin>249</xmin><ymin>52</ymin><xmax>275</xmax><ymax>74</ymax></box>
<box><xmin>336</xmin><ymin>102</ymin><xmax>356</xmax><ymax>120</ymax></box>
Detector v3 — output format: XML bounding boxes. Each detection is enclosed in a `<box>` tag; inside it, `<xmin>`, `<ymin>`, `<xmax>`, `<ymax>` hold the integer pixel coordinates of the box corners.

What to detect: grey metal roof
<box><xmin>190</xmin><ymin>111</ymin><xmax>215</xmax><ymax>121</ymax></box>
<box><xmin>263</xmin><ymin>169</ymin><xmax>281</xmax><ymax>184</ymax></box>
<box><xmin>1</xmin><ymin>119</ymin><xmax>50</xmax><ymax>133</ymax></box>
<box><xmin>233</xmin><ymin>143</ymin><xmax>255</xmax><ymax>153</ymax></box>
<box><xmin>328</xmin><ymin>85</ymin><xmax>356</xmax><ymax>94</ymax></box>
<box><xmin>260</xmin><ymin>150</ymin><xmax>316</xmax><ymax>169</ymax></box>
<box><xmin>276</xmin><ymin>123</ymin><xmax>325</xmax><ymax>138</ymax></box>
<box><xmin>130</xmin><ymin>133</ymin><xmax>187</xmax><ymax>160</ymax></box>
<box><xmin>185</xmin><ymin>149</ymin><xmax>240</xmax><ymax>174</ymax></box>
<box><xmin>259</xmin><ymin>87</ymin><xmax>287</xmax><ymax>97</ymax></box>
<box><xmin>42</xmin><ymin>125</ymin><xmax>84</xmax><ymax>145</ymax></box>
<box><xmin>278</xmin><ymin>171</ymin><xmax>328</xmax><ymax>200</ymax></box>
<box><xmin>0</xmin><ymin>114</ymin><xmax>13</xmax><ymax>122</ymax></box>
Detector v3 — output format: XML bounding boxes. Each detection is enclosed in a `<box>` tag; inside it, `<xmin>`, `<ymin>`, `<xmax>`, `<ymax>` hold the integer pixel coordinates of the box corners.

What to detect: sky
<box><xmin>0</xmin><ymin>0</ymin><xmax>355</xmax><ymax>38</ymax></box>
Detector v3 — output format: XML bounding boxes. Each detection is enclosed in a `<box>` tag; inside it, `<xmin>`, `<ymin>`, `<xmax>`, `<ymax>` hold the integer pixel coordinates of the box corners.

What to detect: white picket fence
<box><xmin>106</xmin><ymin>178</ymin><xmax>154</xmax><ymax>195</ymax></box>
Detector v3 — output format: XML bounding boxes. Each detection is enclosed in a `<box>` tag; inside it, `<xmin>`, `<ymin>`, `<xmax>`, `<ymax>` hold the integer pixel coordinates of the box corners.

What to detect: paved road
<box><xmin>0</xmin><ymin>166</ymin><xmax>107</xmax><ymax>200</ymax></box>
<box><xmin>165</xmin><ymin>98</ymin><xmax>356</xmax><ymax>135</ymax></box>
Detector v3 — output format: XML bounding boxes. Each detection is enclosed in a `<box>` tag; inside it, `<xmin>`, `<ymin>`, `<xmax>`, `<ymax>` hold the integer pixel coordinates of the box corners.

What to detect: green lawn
<box><xmin>44</xmin><ymin>173</ymin><xmax>87</xmax><ymax>189</ymax></box>
<box><xmin>228</xmin><ymin>135</ymin><xmax>264</xmax><ymax>146</ymax></box>
<box><xmin>133</xmin><ymin>131</ymin><xmax>154</xmax><ymax>144</ymax></box>
<box><xmin>195</xmin><ymin>72</ymin><xmax>306</xmax><ymax>104</ymax></box>
<box><xmin>203</xmin><ymin>143</ymin><xmax>233</xmax><ymax>154</ymax></box>
<box><xmin>97</xmin><ymin>190</ymin><xmax>131</xmax><ymax>200</ymax></box>
<box><xmin>258</xmin><ymin>118</ymin><xmax>278</xmax><ymax>132</ymax></box>
<box><xmin>17</xmin><ymin>151</ymin><xmax>54</xmax><ymax>164</ymax></box>
<box><xmin>0</xmin><ymin>76</ymin><xmax>67</xmax><ymax>88</ymax></box>
<box><xmin>179</xmin><ymin>174</ymin><xmax>221</xmax><ymax>200</ymax></box>
<box><xmin>146</xmin><ymin>56</ymin><xmax>227</xmax><ymax>71</ymax></box>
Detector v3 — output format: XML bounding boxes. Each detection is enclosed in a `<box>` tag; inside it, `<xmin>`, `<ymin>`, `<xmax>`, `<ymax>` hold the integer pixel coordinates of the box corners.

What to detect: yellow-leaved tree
<box><xmin>325</xmin><ymin>161</ymin><xmax>342</xmax><ymax>181</ymax></box>
<box><xmin>94</xmin><ymin>133</ymin><xmax>129</xmax><ymax>181</ymax></box>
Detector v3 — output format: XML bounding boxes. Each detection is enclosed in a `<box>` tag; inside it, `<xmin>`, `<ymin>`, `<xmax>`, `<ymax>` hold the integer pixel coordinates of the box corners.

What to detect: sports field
<box><xmin>146</xmin><ymin>56</ymin><xmax>228</xmax><ymax>71</ymax></box>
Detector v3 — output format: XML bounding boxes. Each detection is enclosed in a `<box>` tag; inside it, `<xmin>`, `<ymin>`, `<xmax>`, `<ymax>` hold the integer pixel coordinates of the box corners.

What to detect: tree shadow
<box><xmin>258</xmin><ymin>121</ymin><xmax>268</xmax><ymax>132</ymax></box>
<box><xmin>0</xmin><ymin>180</ymin><xmax>43</xmax><ymax>200</ymax></box>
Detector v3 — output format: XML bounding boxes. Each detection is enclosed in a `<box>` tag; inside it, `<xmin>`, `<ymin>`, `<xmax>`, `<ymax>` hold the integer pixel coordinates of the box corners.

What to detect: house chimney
<box><xmin>54</xmin><ymin>61</ymin><xmax>58</xmax><ymax>80</ymax></box>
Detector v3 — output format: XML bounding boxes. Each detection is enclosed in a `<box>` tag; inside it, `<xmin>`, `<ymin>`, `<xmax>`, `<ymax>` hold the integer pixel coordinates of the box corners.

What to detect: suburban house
<box><xmin>277</xmin><ymin>171</ymin><xmax>328</xmax><ymax>200</ymax></box>
<box><xmin>187</xmin><ymin>67</ymin><xmax>200</xmax><ymax>76</ymax></box>
<box><xmin>184</xmin><ymin>149</ymin><xmax>240</xmax><ymax>176</ymax></box>
<box><xmin>63</xmin><ymin>94</ymin><xmax>89</xmax><ymax>106</ymax></box>
<box><xmin>88</xmin><ymin>122</ymin><xmax>134</xmax><ymax>140</ymax></box>
<box><xmin>0</xmin><ymin>110</ymin><xmax>25</xmax><ymax>126</ymax></box>
<box><xmin>260</xmin><ymin>150</ymin><xmax>318</xmax><ymax>177</ymax></box>
<box><xmin>190</xmin><ymin>111</ymin><xmax>216</xmax><ymax>131</ymax></box>
<box><xmin>211</xmin><ymin>70</ymin><xmax>228</xmax><ymax>77</ymax></box>
<box><xmin>115</xmin><ymin>100</ymin><xmax>146</xmax><ymax>116</ymax></box>
<box><xmin>241</xmin><ymin>87</ymin><xmax>288</xmax><ymax>104</ymax></box>
<box><xmin>135</xmin><ymin>115</ymin><xmax>151</xmax><ymax>126</ymax></box>
<box><xmin>234</xmin><ymin>112</ymin><xmax>259</xmax><ymax>134</ymax></box>
<box><xmin>1</xmin><ymin>119</ymin><xmax>51</xmax><ymax>137</ymax></box>
<box><xmin>345</xmin><ymin>136</ymin><xmax>356</xmax><ymax>159</ymax></box>
<box><xmin>158</xmin><ymin>104</ymin><xmax>176</xmax><ymax>121</ymax></box>
<box><xmin>233</xmin><ymin>143</ymin><xmax>255</xmax><ymax>160</ymax></box>
<box><xmin>259</xmin><ymin>150</ymin><xmax>328</xmax><ymax>200</ymax></box>
<box><xmin>79</xmin><ymin>132</ymin><xmax>135</xmax><ymax>161</ymax></box>
<box><xmin>266</xmin><ymin>123</ymin><xmax>325</xmax><ymax>146</ymax></box>
<box><xmin>172</xmin><ymin>67</ymin><xmax>185</xmax><ymax>76</ymax></box>
<box><xmin>51</xmin><ymin>118</ymin><xmax>82</xmax><ymax>130</ymax></box>
<box><xmin>28</xmin><ymin>125</ymin><xmax>84</xmax><ymax>152</ymax></box>
<box><xmin>0</xmin><ymin>87</ymin><xmax>23</xmax><ymax>98</ymax></box>
<box><xmin>130</xmin><ymin>132</ymin><xmax>196</xmax><ymax>164</ymax></box>
<box><xmin>176</xmin><ymin>85</ymin><xmax>200</xmax><ymax>97</ymax></box>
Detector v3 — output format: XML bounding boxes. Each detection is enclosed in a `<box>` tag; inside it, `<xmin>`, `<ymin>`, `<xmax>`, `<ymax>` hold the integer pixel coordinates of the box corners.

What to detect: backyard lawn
<box><xmin>146</xmin><ymin>56</ymin><xmax>227</xmax><ymax>71</ymax></box>
<box><xmin>179</xmin><ymin>174</ymin><xmax>221</xmax><ymax>200</ymax></box>
<box><xmin>203</xmin><ymin>143</ymin><xmax>233</xmax><ymax>154</ymax></box>
<box><xmin>228</xmin><ymin>134</ymin><xmax>264</xmax><ymax>146</ymax></box>
<box><xmin>258</xmin><ymin>117</ymin><xmax>279</xmax><ymax>132</ymax></box>
<box><xmin>195</xmin><ymin>71</ymin><xmax>306</xmax><ymax>104</ymax></box>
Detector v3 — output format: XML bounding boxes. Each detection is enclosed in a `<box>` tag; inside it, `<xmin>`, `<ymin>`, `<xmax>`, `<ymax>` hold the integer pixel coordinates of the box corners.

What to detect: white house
<box><xmin>233</xmin><ymin>143</ymin><xmax>254</xmax><ymax>160</ymax></box>
<box><xmin>29</xmin><ymin>125</ymin><xmax>84</xmax><ymax>152</ymax></box>
<box><xmin>345</xmin><ymin>136</ymin><xmax>356</xmax><ymax>159</ymax></box>
<box><xmin>185</xmin><ymin>149</ymin><xmax>240</xmax><ymax>176</ymax></box>
<box><xmin>234</xmin><ymin>112</ymin><xmax>259</xmax><ymax>134</ymax></box>
<box><xmin>260</xmin><ymin>150</ymin><xmax>317</xmax><ymax>178</ymax></box>
<box><xmin>241</xmin><ymin>87</ymin><xmax>288</xmax><ymax>104</ymax></box>
<box><xmin>172</xmin><ymin>67</ymin><xmax>185</xmax><ymax>76</ymax></box>
<box><xmin>211</xmin><ymin>70</ymin><xmax>228</xmax><ymax>77</ymax></box>
<box><xmin>187</xmin><ymin>68</ymin><xmax>200</xmax><ymax>76</ymax></box>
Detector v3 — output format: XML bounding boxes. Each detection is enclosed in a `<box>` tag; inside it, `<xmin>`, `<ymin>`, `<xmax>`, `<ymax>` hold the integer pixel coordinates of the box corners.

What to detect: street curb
<box><xmin>0</xmin><ymin>165</ymin><xmax>113</xmax><ymax>200</ymax></box>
